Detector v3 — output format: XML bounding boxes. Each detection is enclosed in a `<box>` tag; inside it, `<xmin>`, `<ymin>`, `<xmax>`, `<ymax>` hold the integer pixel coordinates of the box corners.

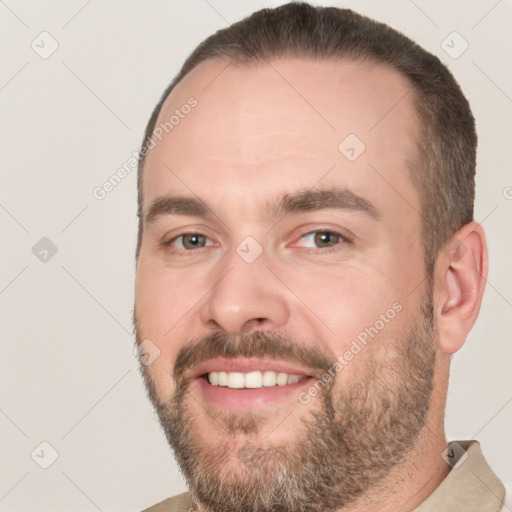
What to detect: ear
<box><xmin>434</xmin><ymin>221</ymin><xmax>488</xmax><ymax>354</ymax></box>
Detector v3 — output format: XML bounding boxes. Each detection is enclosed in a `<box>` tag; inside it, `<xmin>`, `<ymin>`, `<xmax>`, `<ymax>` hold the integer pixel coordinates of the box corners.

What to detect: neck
<box><xmin>339</xmin><ymin>424</ymin><xmax>450</xmax><ymax>512</ymax></box>
<box><xmin>339</xmin><ymin>351</ymin><xmax>453</xmax><ymax>512</ymax></box>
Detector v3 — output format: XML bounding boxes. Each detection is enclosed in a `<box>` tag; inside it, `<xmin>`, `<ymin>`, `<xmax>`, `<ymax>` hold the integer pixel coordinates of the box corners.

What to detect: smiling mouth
<box><xmin>188</xmin><ymin>357</ymin><xmax>318</xmax><ymax>410</ymax></box>
<box><xmin>206</xmin><ymin>370</ymin><xmax>307</xmax><ymax>389</ymax></box>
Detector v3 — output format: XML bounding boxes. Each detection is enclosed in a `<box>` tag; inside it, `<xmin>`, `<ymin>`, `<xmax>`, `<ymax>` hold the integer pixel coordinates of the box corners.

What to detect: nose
<box><xmin>199</xmin><ymin>249</ymin><xmax>290</xmax><ymax>334</ymax></box>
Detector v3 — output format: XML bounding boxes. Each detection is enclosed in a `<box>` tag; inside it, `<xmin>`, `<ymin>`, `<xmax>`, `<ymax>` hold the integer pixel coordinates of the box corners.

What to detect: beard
<box><xmin>135</xmin><ymin>289</ymin><xmax>437</xmax><ymax>512</ymax></box>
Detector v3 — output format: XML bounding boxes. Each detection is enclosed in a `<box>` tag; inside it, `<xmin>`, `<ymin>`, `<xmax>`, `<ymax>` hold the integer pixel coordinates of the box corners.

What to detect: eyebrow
<box><xmin>144</xmin><ymin>187</ymin><xmax>380</xmax><ymax>226</ymax></box>
<box><xmin>145</xmin><ymin>195</ymin><xmax>211</xmax><ymax>226</ymax></box>
<box><xmin>273</xmin><ymin>187</ymin><xmax>381</xmax><ymax>220</ymax></box>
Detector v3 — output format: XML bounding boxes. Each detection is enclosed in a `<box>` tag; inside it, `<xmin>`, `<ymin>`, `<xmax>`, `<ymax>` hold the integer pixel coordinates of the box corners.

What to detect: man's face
<box><xmin>134</xmin><ymin>58</ymin><xmax>437</xmax><ymax>511</ymax></box>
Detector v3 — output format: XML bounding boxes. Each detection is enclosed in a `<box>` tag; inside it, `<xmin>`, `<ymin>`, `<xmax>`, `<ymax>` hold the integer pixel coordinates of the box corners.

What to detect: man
<box><xmin>133</xmin><ymin>2</ymin><xmax>507</xmax><ymax>511</ymax></box>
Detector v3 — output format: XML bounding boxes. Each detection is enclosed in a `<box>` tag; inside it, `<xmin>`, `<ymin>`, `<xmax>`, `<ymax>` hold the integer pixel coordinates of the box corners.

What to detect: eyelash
<box><xmin>294</xmin><ymin>229</ymin><xmax>350</xmax><ymax>254</ymax></box>
<box><xmin>162</xmin><ymin>231</ymin><xmax>213</xmax><ymax>253</ymax></box>
<box><xmin>162</xmin><ymin>229</ymin><xmax>351</xmax><ymax>255</ymax></box>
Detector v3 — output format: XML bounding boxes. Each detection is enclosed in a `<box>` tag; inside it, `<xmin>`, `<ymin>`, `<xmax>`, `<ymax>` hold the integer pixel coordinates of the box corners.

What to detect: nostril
<box><xmin>241</xmin><ymin>318</ymin><xmax>268</xmax><ymax>333</ymax></box>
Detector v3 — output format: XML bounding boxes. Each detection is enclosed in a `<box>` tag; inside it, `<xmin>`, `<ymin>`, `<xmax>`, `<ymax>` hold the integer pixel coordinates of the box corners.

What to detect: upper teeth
<box><xmin>208</xmin><ymin>371</ymin><xmax>302</xmax><ymax>389</ymax></box>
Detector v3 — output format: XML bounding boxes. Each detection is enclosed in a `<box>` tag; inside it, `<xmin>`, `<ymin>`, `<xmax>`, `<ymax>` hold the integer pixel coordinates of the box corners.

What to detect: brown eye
<box><xmin>313</xmin><ymin>231</ymin><xmax>342</xmax><ymax>248</ymax></box>
<box><xmin>180</xmin><ymin>233</ymin><xmax>208</xmax><ymax>250</ymax></box>
<box><xmin>162</xmin><ymin>231</ymin><xmax>214</xmax><ymax>254</ymax></box>
<box><xmin>294</xmin><ymin>230</ymin><xmax>346</xmax><ymax>251</ymax></box>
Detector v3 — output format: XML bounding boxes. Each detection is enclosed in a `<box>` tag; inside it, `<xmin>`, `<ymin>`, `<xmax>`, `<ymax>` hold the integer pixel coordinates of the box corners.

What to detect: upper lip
<box><xmin>187</xmin><ymin>357</ymin><xmax>318</xmax><ymax>380</ymax></box>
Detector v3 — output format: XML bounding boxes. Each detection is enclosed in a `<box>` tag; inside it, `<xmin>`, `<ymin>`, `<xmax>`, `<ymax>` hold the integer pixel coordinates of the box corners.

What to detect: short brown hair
<box><xmin>136</xmin><ymin>1</ymin><xmax>476</xmax><ymax>274</ymax></box>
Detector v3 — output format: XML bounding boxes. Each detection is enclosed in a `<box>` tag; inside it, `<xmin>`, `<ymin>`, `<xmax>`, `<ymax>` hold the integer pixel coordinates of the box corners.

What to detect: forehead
<box><xmin>143</xmin><ymin>57</ymin><xmax>421</xmax><ymax>220</ymax></box>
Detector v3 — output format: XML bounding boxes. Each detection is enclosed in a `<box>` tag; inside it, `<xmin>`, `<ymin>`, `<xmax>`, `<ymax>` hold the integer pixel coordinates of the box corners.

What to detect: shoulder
<box><xmin>139</xmin><ymin>491</ymin><xmax>193</xmax><ymax>512</ymax></box>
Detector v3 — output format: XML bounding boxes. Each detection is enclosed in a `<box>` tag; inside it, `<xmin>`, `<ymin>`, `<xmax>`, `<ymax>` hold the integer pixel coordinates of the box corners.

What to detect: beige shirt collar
<box><xmin>414</xmin><ymin>440</ymin><xmax>505</xmax><ymax>512</ymax></box>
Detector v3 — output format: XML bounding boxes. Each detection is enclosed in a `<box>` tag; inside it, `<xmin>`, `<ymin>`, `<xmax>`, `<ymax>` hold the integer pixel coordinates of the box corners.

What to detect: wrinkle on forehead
<box><xmin>153</xmin><ymin>56</ymin><xmax>419</xmax><ymax>162</ymax></box>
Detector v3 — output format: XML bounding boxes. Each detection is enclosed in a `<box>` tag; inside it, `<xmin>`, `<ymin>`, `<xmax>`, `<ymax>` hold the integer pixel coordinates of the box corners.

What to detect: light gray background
<box><xmin>1</xmin><ymin>1</ymin><xmax>511</xmax><ymax>511</ymax></box>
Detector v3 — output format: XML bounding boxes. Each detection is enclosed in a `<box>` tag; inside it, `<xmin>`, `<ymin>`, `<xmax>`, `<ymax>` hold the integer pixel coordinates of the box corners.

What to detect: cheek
<box><xmin>135</xmin><ymin>265</ymin><xmax>201</xmax><ymax>388</ymax></box>
<box><xmin>295</xmin><ymin>264</ymin><xmax>395</xmax><ymax>321</ymax></box>
<box><xmin>136</xmin><ymin>261</ymin><xmax>202</xmax><ymax>332</ymax></box>
<box><xmin>286</xmin><ymin>264</ymin><xmax>407</xmax><ymax>365</ymax></box>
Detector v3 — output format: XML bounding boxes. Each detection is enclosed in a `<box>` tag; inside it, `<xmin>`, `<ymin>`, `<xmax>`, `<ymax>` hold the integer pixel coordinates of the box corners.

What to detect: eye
<box><xmin>166</xmin><ymin>233</ymin><xmax>213</xmax><ymax>251</ymax></box>
<box><xmin>296</xmin><ymin>230</ymin><xmax>346</xmax><ymax>249</ymax></box>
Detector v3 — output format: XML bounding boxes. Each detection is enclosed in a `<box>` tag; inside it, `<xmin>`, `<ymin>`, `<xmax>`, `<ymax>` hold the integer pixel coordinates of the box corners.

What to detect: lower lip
<box><xmin>194</xmin><ymin>376</ymin><xmax>315</xmax><ymax>411</ymax></box>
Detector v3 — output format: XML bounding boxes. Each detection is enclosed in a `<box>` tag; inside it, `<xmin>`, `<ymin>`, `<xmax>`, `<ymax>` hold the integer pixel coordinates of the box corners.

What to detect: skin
<box><xmin>134</xmin><ymin>57</ymin><xmax>488</xmax><ymax>511</ymax></box>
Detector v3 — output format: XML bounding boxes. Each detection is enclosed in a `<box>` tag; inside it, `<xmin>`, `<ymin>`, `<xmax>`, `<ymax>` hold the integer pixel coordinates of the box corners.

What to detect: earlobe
<box><xmin>435</xmin><ymin>222</ymin><xmax>488</xmax><ymax>354</ymax></box>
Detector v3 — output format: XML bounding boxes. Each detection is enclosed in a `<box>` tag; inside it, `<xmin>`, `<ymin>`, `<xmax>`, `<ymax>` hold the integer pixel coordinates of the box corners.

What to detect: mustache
<box><xmin>173</xmin><ymin>330</ymin><xmax>335</xmax><ymax>385</ymax></box>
